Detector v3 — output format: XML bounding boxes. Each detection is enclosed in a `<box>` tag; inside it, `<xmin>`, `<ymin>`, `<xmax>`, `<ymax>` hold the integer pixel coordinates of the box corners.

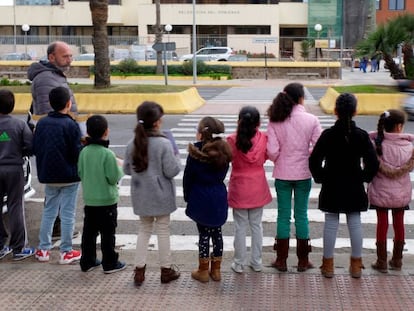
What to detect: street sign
<box><xmin>152</xmin><ymin>42</ymin><xmax>176</xmax><ymax>52</ymax></box>
<box><xmin>252</xmin><ymin>37</ymin><xmax>278</xmax><ymax>44</ymax></box>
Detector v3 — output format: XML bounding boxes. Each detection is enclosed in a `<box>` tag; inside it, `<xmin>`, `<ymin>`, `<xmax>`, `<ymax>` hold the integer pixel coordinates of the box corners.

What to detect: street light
<box><xmin>314</xmin><ymin>23</ymin><xmax>322</xmax><ymax>60</ymax></box>
<box><xmin>22</xmin><ymin>24</ymin><xmax>30</xmax><ymax>56</ymax></box>
<box><xmin>164</xmin><ymin>24</ymin><xmax>173</xmax><ymax>63</ymax></box>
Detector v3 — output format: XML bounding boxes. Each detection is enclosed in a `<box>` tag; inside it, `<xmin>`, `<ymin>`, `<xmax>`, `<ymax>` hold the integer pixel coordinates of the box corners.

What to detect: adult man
<box><xmin>27</xmin><ymin>41</ymin><xmax>79</xmax><ymax>240</ymax></box>
<box><xmin>27</xmin><ymin>41</ymin><xmax>78</xmax><ymax>115</ymax></box>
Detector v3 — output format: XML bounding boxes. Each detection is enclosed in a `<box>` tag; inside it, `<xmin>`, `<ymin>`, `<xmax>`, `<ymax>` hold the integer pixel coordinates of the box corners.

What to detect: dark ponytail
<box><xmin>335</xmin><ymin>93</ymin><xmax>357</xmax><ymax>142</ymax></box>
<box><xmin>375</xmin><ymin>109</ymin><xmax>406</xmax><ymax>156</ymax></box>
<box><xmin>236</xmin><ymin>106</ymin><xmax>260</xmax><ymax>153</ymax></box>
<box><xmin>267</xmin><ymin>83</ymin><xmax>304</xmax><ymax>122</ymax></box>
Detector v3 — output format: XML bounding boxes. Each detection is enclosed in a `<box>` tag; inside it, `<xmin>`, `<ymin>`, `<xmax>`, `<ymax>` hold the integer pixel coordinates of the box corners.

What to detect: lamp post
<box><xmin>163</xmin><ymin>24</ymin><xmax>173</xmax><ymax>86</ymax></box>
<box><xmin>192</xmin><ymin>0</ymin><xmax>197</xmax><ymax>85</ymax></box>
<box><xmin>314</xmin><ymin>23</ymin><xmax>322</xmax><ymax>61</ymax></box>
<box><xmin>22</xmin><ymin>24</ymin><xmax>30</xmax><ymax>56</ymax></box>
<box><xmin>164</xmin><ymin>24</ymin><xmax>172</xmax><ymax>61</ymax></box>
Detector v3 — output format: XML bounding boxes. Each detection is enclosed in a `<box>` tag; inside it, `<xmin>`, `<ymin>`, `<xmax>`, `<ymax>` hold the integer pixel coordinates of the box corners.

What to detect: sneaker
<box><xmin>13</xmin><ymin>247</ymin><xmax>35</xmax><ymax>261</ymax></box>
<box><xmin>0</xmin><ymin>246</ymin><xmax>12</xmax><ymax>259</ymax></box>
<box><xmin>231</xmin><ymin>262</ymin><xmax>243</xmax><ymax>274</ymax></box>
<box><xmin>104</xmin><ymin>261</ymin><xmax>126</xmax><ymax>274</ymax></box>
<box><xmin>52</xmin><ymin>230</ymin><xmax>80</xmax><ymax>242</ymax></box>
<box><xmin>35</xmin><ymin>249</ymin><xmax>50</xmax><ymax>262</ymax></box>
<box><xmin>59</xmin><ymin>250</ymin><xmax>81</xmax><ymax>265</ymax></box>
<box><xmin>250</xmin><ymin>264</ymin><xmax>262</xmax><ymax>272</ymax></box>
<box><xmin>82</xmin><ymin>259</ymin><xmax>102</xmax><ymax>272</ymax></box>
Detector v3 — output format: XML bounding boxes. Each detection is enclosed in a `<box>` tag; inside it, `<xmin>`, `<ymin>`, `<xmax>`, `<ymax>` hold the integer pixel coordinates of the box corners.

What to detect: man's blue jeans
<box><xmin>38</xmin><ymin>183</ymin><xmax>79</xmax><ymax>252</ymax></box>
<box><xmin>275</xmin><ymin>178</ymin><xmax>311</xmax><ymax>239</ymax></box>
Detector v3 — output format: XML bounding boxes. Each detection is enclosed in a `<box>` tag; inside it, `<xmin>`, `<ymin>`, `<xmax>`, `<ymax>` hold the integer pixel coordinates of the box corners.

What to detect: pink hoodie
<box><xmin>227</xmin><ymin>130</ymin><xmax>272</xmax><ymax>209</ymax></box>
<box><xmin>267</xmin><ymin>104</ymin><xmax>322</xmax><ymax>180</ymax></box>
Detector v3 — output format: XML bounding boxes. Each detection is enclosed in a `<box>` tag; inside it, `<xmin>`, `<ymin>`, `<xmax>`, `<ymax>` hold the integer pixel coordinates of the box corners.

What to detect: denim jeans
<box><xmin>275</xmin><ymin>178</ymin><xmax>311</xmax><ymax>239</ymax></box>
<box><xmin>38</xmin><ymin>183</ymin><xmax>79</xmax><ymax>252</ymax></box>
<box><xmin>233</xmin><ymin>207</ymin><xmax>263</xmax><ymax>268</ymax></box>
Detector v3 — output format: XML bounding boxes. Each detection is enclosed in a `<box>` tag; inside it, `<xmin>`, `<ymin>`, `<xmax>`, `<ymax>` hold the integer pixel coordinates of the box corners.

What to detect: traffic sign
<box><xmin>152</xmin><ymin>42</ymin><xmax>176</xmax><ymax>52</ymax></box>
<box><xmin>252</xmin><ymin>37</ymin><xmax>278</xmax><ymax>44</ymax></box>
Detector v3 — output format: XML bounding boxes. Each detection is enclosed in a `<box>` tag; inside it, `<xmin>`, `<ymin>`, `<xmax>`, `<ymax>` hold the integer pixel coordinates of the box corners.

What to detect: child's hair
<box><xmin>86</xmin><ymin>115</ymin><xmax>108</xmax><ymax>139</ymax></box>
<box><xmin>132</xmin><ymin>101</ymin><xmax>164</xmax><ymax>173</ymax></box>
<box><xmin>267</xmin><ymin>83</ymin><xmax>304</xmax><ymax>122</ymax></box>
<box><xmin>375</xmin><ymin>109</ymin><xmax>406</xmax><ymax>156</ymax></box>
<box><xmin>49</xmin><ymin>86</ymin><xmax>70</xmax><ymax>111</ymax></box>
<box><xmin>192</xmin><ymin>116</ymin><xmax>232</xmax><ymax>169</ymax></box>
<box><xmin>236</xmin><ymin>106</ymin><xmax>260</xmax><ymax>153</ymax></box>
<box><xmin>0</xmin><ymin>89</ymin><xmax>15</xmax><ymax>114</ymax></box>
<box><xmin>335</xmin><ymin>93</ymin><xmax>357</xmax><ymax>143</ymax></box>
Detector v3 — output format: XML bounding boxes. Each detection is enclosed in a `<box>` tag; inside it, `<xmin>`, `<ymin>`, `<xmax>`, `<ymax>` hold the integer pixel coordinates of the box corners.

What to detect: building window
<box><xmin>376</xmin><ymin>0</ymin><xmax>380</xmax><ymax>10</ymax></box>
<box><xmin>389</xmin><ymin>0</ymin><xmax>404</xmax><ymax>10</ymax></box>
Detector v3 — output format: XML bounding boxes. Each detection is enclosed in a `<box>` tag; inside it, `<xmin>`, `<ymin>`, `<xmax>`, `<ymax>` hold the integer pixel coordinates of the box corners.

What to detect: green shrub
<box><xmin>117</xmin><ymin>58</ymin><xmax>140</xmax><ymax>74</ymax></box>
<box><xmin>0</xmin><ymin>78</ymin><xmax>24</xmax><ymax>86</ymax></box>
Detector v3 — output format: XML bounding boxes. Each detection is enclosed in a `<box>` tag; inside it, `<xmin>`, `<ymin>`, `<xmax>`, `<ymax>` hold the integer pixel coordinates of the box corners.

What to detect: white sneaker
<box><xmin>250</xmin><ymin>264</ymin><xmax>262</xmax><ymax>272</ymax></box>
<box><xmin>231</xmin><ymin>262</ymin><xmax>243</xmax><ymax>274</ymax></box>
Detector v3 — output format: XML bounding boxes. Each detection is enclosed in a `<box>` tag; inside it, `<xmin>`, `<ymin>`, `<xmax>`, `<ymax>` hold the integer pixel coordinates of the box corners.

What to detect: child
<box><xmin>78</xmin><ymin>115</ymin><xmax>126</xmax><ymax>273</ymax></box>
<box><xmin>33</xmin><ymin>86</ymin><xmax>82</xmax><ymax>264</ymax></box>
<box><xmin>227</xmin><ymin>106</ymin><xmax>271</xmax><ymax>273</ymax></box>
<box><xmin>267</xmin><ymin>82</ymin><xmax>322</xmax><ymax>272</ymax></box>
<box><xmin>123</xmin><ymin>101</ymin><xmax>181</xmax><ymax>286</ymax></box>
<box><xmin>0</xmin><ymin>89</ymin><xmax>36</xmax><ymax>260</ymax></box>
<box><xmin>183</xmin><ymin>116</ymin><xmax>232</xmax><ymax>283</ymax></box>
<box><xmin>309</xmin><ymin>93</ymin><xmax>379</xmax><ymax>278</ymax></box>
<box><xmin>368</xmin><ymin>110</ymin><xmax>414</xmax><ymax>273</ymax></box>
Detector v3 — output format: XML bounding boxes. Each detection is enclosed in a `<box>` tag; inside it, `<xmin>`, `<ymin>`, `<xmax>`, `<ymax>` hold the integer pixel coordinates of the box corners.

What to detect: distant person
<box><xmin>184</xmin><ymin>116</ymin><xmax>232</xmax><ymax>283</ymax></box>
<box><xmin>368</xmin><ymin>110</ymin><xmax>414</xmax><ymax>273</ymax></box>
<box><xmin>123</xmin><ymin>101</ymin><xmax>181</xmax><ymax>286</ymax></box>
<box><xmin>227</xmin><ymin>106</ymin><xmax>271</xmax><ymax>273</ymax></box>
<box><xmin>27</xmin><ymin>41</ymin><xmax>78</xmax><ymax>240</ymax></box>
<box><xmin>0</xmin><ymin>90</ymin><xmax>35</xmax><ymax>261</ymax></box>
<box><xmin>267</xmin><ymin>83</ymin><xmax>322</xmax><ymax>273</ymax></box>
<box><xmin>370</xmin><ymin>56</ymin><xmax>377</xmax><ymax>72</ymax></box>
<box><xmin>33</xmin><ymin>87</ymin><xmax>82</xmax><ymax>265</ymax></box>
<box><xmin>309</xmin><ymin>93</ymin><xmax>379</xmax><ymax>279</ymax></box>
<box><xmin>78</xmin><ymin>115</ymin><xmax>126</xmax><ymax>274</ymax></box>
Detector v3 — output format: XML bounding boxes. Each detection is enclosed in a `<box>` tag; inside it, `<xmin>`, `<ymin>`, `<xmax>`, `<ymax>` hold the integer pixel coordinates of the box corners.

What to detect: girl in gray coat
<box><xmin>123</xmin><ymin>101</ymin><xmax>181</xmax><ymax>286</ymax></box>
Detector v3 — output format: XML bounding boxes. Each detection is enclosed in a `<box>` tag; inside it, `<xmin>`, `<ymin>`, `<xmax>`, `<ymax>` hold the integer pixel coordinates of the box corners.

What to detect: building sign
<box><xmin>315</xmin><ymin>39</ymin><xmax>329</xmax><ymax>48</ymax></box>
<box><xmin>252</xmin><ymin>37</ymin><xmax>278</xmax><ymax>44</ymax></box>
<box><xmin>178</xmin><ymin>10</ymin><xmax>240</xmax><ymax>15</ymax></box>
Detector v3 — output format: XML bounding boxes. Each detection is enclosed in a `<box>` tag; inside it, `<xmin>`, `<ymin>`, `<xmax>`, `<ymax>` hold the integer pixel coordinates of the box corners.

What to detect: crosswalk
<box><xmin>80</xmin><ymin>114</ymin><xmax>414</xmax><ymax>254</ymax></box>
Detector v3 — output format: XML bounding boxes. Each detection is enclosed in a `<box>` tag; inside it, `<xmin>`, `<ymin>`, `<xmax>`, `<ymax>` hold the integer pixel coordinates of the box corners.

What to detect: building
<box><xmin>376</xmin><ymin>0</ymin><xmax>414</xmax><ymax>24</ymax></box>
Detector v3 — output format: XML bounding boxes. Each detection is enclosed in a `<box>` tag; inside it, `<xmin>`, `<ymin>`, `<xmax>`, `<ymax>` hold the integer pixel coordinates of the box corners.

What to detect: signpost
<box><xmin>152</xmin><ymin>42</ymin><xmax>176</xmax><ymax>85</ymax></box>
<box><xmin>252</xmin><ymin>37</ymin><xmax>278</xmax><ymax>80</ymax></box>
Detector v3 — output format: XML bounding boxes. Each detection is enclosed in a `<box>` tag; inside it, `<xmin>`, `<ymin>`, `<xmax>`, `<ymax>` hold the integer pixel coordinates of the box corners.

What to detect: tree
<box><xmin>153</xmin><ymin>0</ymin><xmax>163</xmax><ymax>74</ymax></box>
<box><xmin>90</xmin><ymin>0</ymin><xmax>110</xmax><ymax>88</ymax></box>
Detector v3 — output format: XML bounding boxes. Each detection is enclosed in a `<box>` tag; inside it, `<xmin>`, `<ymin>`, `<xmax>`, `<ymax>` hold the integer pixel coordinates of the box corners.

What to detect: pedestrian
<box><xmin>309</xmin><ymin>93</ymin><xmax>379</xmax><ymax>278</ymax></box>
<box><xmin>227</xmin><ymin>106</ymin><xmax>272</xmax><ymax>273</ymax></box>
<box><xmin>123</xmin><ymin>101</ymin><xmax>181</xmax><ymax>286</ymax></box>
<box><xmin>370</xmin><ymin>56</ymin><xmax>377</xmax><ymax>72</ymax></box>
<box><xmin>184</xmin><ymin>116</ymin><xmax>232</xmax><ymax>282</ymax></box>
<box><xmin>27</xmin><ymin>40</ymin><xmax>79</xmax><ymax>240</ymax></box>
<box><xmin>0</xmin><ymin>89</ymin><xmax>36</xmax><ymax>261</ymax></box>
<box><xmin>78</xmin><ymin>115</ymin><xmax>126</xmax><ymax>274</ymax></box>
<box><xmin>267</xmin><ymin>82</ymin><xmax>322</xmax><ymax>272</ymax></box>
<box><xmin>368</xmin><ymin>110</ymin><xmax>414</xmax><ymax>273</ymax></box>
<box><xmin>33</xmin><ymin>86</ymin><xmax>82</xmax><ymax>264</ymax></box>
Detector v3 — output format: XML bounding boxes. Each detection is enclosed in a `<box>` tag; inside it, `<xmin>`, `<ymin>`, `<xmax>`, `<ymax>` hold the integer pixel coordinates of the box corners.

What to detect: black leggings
<box><xmin>196</xmin><ymin>223</ymin><xmax>223</xmax><ymax>258</ymax></box>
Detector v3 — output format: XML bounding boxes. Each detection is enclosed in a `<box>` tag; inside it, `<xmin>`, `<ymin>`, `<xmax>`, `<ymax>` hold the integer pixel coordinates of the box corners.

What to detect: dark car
<box><xmin>1</xmin><ymin>53</ymin><xmax>32</xmax><ymax>61</ymax></box>
<box><xmin>2</xmin><ymin>157</ymin><xmax>35</xmax><ymax>213</ymax></box>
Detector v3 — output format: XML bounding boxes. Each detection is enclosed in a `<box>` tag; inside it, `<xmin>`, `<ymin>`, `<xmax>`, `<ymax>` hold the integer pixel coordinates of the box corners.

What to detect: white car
<box><xmin>180</xmin><ymin>47</ymin><xmax>234</xmax><ymax>62</ymax></box>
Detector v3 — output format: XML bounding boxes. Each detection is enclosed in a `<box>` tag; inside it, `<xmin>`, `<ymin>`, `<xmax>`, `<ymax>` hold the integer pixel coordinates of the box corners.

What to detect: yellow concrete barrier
<box><xmin>13</xmin><ymin>87</ymin><xmax>205</xmax><ymax>114</ymax></box>
<box><xmin>320</xmin><ymin>87</ymin><xmax>407</xmax><ymax>115</ymax></box>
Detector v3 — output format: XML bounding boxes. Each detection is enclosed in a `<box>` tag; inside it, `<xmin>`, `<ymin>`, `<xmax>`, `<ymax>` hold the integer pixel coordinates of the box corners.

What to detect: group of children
<box><xmin>0</xmin><ymin>82</ymin><xmax>412</xmax><ymax>285</ymax></box>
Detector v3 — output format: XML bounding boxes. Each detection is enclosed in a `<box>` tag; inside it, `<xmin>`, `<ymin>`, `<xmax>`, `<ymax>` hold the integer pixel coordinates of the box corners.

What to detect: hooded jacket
<box><xmin>227</xmin><ymin>130</ymin><xmax>272</xmax><ymax>209</ymax></box>
<box><xmin>27</xmin><ymin>61</ymin><xmax>78</xmax><ymax>115</ymax></box>
<box><xmin>368</xmin><ymin>131</ymin><xmax>414</xmax><ymax>209</ymax></box>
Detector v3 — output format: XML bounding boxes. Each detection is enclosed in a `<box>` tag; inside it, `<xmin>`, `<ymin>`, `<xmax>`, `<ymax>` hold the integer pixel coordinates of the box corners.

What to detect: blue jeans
<box><xmin>275</xmin><ymin>178</ymin><xmax>311</xmax><ymax>239</ymax></box>
<box><xmin>38</xmin><ymin>183</ymin><xmax>79</xmax><ymax>252</ymax></box>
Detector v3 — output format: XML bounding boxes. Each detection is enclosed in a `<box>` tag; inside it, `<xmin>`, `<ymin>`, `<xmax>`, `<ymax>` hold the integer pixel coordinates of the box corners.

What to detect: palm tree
<box><xmin>90</xmin><ymin>0</ymin><xmax>110</xmax><ymax>88</ymax></box>
<box><xmin>153</xmin><ymin>0</ymin><xmax>163</xmax><ymax>74</ymax></box>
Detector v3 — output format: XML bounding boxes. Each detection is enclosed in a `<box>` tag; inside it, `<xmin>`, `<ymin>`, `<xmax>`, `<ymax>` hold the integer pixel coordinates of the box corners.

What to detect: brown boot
<box><xmin>191</xmin><ymin>258</ymin><xmax>210</xmax><ymax>283</ymax></box>
<box><xmin>210</xmin><ymin>256</ymin><xmax>222</xmax><ymax>281</ymax></box>
<box><xmin>271</xmin><ymin>238</ymin><xmax>289</xmax><ymax>272</ymax></box>
<box><xmin>389</xmin><ymin>240</ymin><xmax>405</xmax><ymax>271</ymax></box>
<box><xmin>350</xmin><ymin>257</ymin><xmax>364</xmax><ymax>278</ymax></box>
<box><xmin>160</xmin><ymin>265</ymin><xmax>180</xmax><ymax>284</ymax></box>
<box><xmin>320</xmin><ymin>257</ymin><xmax>334</xmax><ymax>278</ymax></box>
<box><xmin>134</xmin><ymin>265</ymin><xmax>146</xmax><ymax>286</ymax></box>
<box><xmin>371</xmin><ymin>241</ymin><xmax>388</xmax><ymax>273</ymax></box>
<box><xmin>296</xmin><ymin>239</ymin><xmax>315</xmax><ymax>272</ymax></box>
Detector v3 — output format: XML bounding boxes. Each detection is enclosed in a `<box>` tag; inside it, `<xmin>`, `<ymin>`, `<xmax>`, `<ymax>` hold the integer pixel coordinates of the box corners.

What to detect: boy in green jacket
<box><xmin>77</xmin><ymin>115</ymin><xmax>126</xmax><ymax>273</ymax></box>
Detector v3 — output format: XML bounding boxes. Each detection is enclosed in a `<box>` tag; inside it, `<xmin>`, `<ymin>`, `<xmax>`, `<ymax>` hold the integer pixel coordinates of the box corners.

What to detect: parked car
<box><xmin>180</xmin><ymin>46</ymin><xmax>234</xmax><ymax>62</ymax></box>
<box><xmin>2</xmin><ymin>157</ymin><xmax>35</xmax><ymax>213</ymax></box>
<box><xmin>74</xmin><ymin>53</ymin><xmax>95</xmax><ymax>61</ymax></box>
<box><xmin>1</xmin><ymin>53</ymin><xmax>32</xmax><ymax>61</ymax></box>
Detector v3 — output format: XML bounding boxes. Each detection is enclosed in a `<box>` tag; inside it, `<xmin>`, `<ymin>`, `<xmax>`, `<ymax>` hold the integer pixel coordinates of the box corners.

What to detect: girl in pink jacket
<box><xmin>267</xmin><ymin>82</ymin><xmax>322</xmax><ymax>272</ymax></box>
<box><xmin>368</xmin><ymin>109</ymin><xmax>414</xmax><ymax>273</ymax></box>
<box><xmin>227</xmin><ymin>106</ymin><xmax>272</xmax><ymax>273</ymax></box>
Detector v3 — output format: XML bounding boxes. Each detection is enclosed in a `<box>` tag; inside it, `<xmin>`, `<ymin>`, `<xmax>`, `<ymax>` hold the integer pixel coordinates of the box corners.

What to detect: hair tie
<box><xmin>383</xmin><ymin>111</ymin><xmax>390</xmax><ymax>118</ymax></box>
<box><xmin>138</xmin><ymin>120</ymin><xmax>144</xmax><ymax>124</ymax></box>
<box><xmin>212</xmin><ymin>133</ymin><xmax>224</xmax><ymax>139</ymax></box>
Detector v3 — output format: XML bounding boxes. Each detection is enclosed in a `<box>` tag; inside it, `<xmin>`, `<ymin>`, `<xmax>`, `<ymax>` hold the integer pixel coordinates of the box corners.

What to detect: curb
<box><xmin>320</xmin><ymin>87</ymin><xmax>407</xmax><ymax>114</ymax></box>
<box><xmin>13</xmin><ymin>87</ymin><xmax>205</xmax><ymax>114</ymax></box>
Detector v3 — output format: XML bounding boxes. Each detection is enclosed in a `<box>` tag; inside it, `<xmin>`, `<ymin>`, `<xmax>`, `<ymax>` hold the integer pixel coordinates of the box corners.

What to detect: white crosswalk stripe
<box><xmin>108</xmin><ymin>114</ymin><xmax>414</xmax><ymax>254</ymax></box>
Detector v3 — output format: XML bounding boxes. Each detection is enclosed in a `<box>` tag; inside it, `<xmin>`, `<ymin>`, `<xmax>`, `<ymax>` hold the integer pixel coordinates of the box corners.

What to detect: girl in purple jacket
<box><xmin>228</xmin><ymin>106</ymin><xmax>272</xmax><ymax>273</ymax></box>
<box><xmin>368</xmin><ymin>110</ymin><xmax>414</xmax><ymax>273</ymax></box>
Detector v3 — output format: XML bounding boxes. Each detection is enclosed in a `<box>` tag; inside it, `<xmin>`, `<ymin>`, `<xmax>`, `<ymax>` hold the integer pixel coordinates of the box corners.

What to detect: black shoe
<box><xmin>81</xmin><ymin>259</ymin><xmax>102</xmax><ymax>272</ymax></box>
<box><xmin>104</xmin><ymin>261</ymin><xmax>126</xmax><ymax>274</ymax></box>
